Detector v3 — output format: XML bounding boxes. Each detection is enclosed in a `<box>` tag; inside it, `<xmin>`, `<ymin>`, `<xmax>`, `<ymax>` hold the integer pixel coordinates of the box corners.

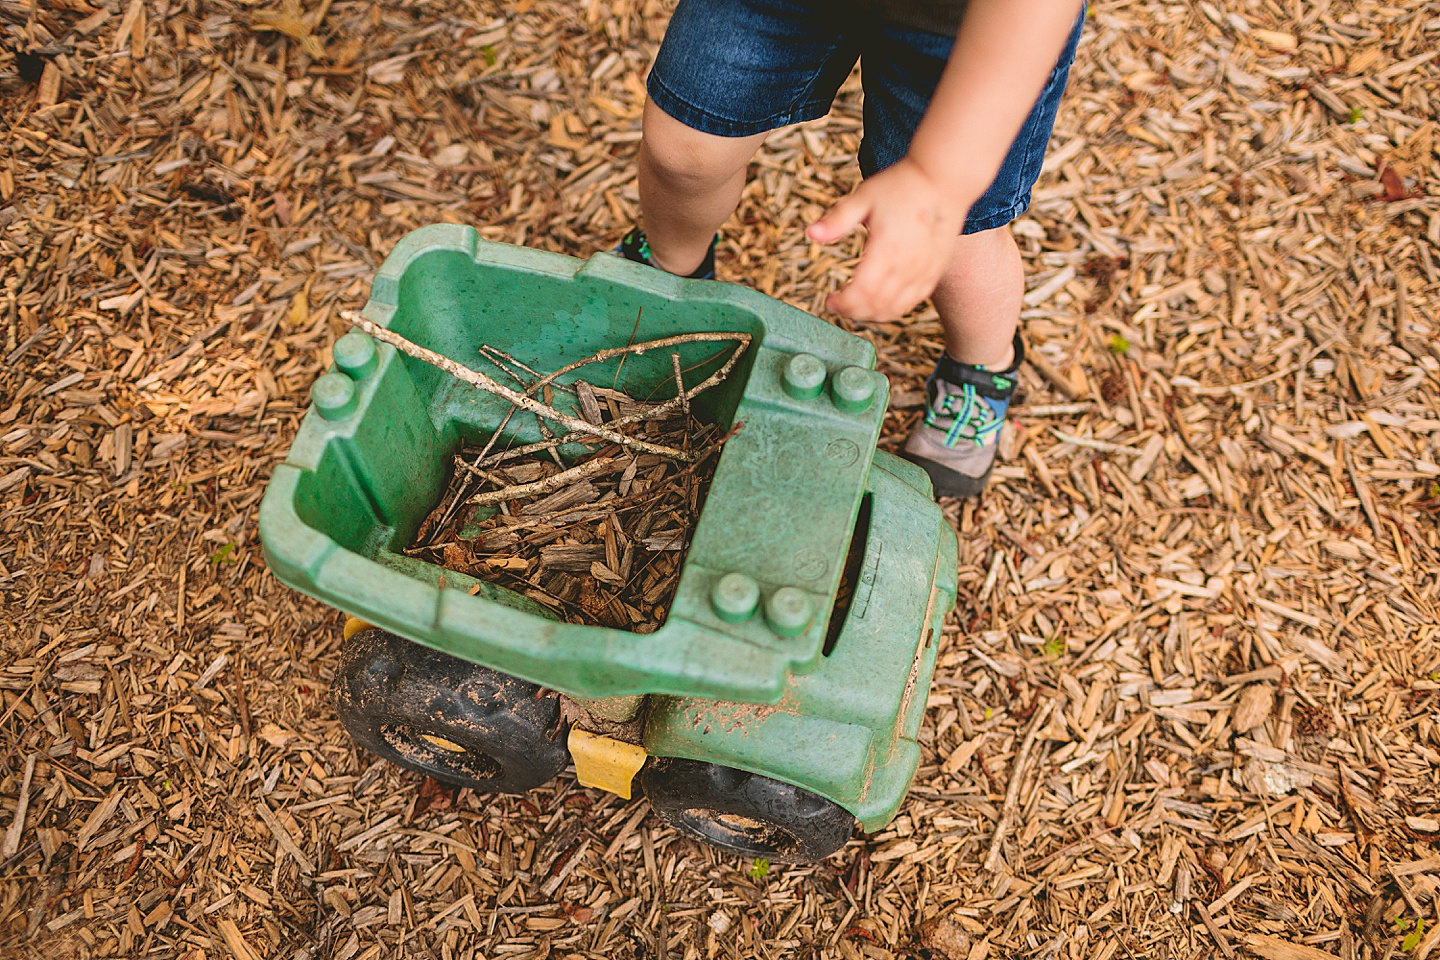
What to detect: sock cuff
<box><xmin>620</xmin><ymin>228</ymin><xmax>717</xmax><ymax>280</ymax></box>
<box><xmin>934</xmin><ymin>332</ymin><xmax>1025</xmax><ymax>400</ymax></box>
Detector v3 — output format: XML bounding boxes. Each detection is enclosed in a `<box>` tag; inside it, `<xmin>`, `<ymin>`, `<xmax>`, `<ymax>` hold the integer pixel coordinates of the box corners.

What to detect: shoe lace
<box><xmin>925</xmin><ymin>382</ymin><xmax>1006</xmax><ymax>448</ymax></box>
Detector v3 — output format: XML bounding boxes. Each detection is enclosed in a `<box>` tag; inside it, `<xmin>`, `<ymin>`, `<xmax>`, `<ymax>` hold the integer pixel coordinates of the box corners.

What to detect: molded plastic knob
<box><xmin>312</xmin><ymin>372</ymin><xmax>358</xmax><ymax>421</ymax></box>
<box><xmin>782</xmin><ymin>353</ymin><xmax>826</xmax><ymax>401</ymax></box>
<box><xmin>831</xmin><ymin>366</ymin><xmax>875</xmax><ymax>413</ymax></box>
<box><xmin>711</xmin><ymin>573</ymin><xmax>760</xmax><ymax>623</ymax></box>
<box><xmin>334</xmin><ymin>330</ymin><xmax>379</xmax><ymax>380</ymax></box>
<box><xmin>765</xmin><ymin>587</ymin><xmax>811</xmax><ymax>637</ymax></box>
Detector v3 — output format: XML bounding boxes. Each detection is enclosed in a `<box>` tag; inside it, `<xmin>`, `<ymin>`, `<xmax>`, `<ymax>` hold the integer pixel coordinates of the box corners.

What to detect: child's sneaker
<box><xmin>902</xmin><ymin>333</ymin><xmax>1024</xmax><ymax>499</ymax></box>
<box><xmin>614</xmin><ymin>227</ymin><xmax>717</xmax><ymax>280</ymax></box>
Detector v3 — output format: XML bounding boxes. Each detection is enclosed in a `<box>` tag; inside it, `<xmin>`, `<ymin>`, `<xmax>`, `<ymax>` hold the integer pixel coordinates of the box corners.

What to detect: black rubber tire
<box><xmin>334</xmin><ymin>628</ymin><xmax>568</xmax><ymax>794</ymax></box>
<box><xmin>640</xmin><ymin>758</ymin><xmax>855</xmax><ymax>863</ymax></box>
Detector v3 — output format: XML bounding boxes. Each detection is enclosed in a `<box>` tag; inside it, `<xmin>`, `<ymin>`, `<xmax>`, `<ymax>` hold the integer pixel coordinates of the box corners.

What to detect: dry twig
<box><xmin>345</xmin><ymin>312</ymin><xmax>696</xmax><ymax>461</ymax></box>
<box><xmin>467</xmin><ymin>456</ymin><xmax>626</xmax><ymax>506</ymax></box>
<box><xmin>983</xmin><ymin>699</ymin><xmax>1054</xmax><ymax>873</ymax></box>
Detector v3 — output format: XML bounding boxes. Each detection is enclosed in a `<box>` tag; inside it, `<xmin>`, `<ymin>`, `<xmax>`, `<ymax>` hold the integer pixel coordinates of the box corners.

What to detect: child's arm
<box><xmin>807</xmin><ymin>0</ymin><xmax>1084</xmax><ymax>322</ymax></box>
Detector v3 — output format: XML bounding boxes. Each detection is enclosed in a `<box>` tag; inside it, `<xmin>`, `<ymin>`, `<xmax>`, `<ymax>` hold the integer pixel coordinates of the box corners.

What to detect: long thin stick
<box><xmin>527</xmin><ymin>330</ymin><xmax>750</xmax><ymax>398</ymax></box>
<box><xmin>467</xmin><ymin>457</ymin><xmax>627</xmax><ymax>507</ymax></box>
<box><xmin>473</xmin><ymin>344</ymin><xmax>750</xmax><ymax>468</ymax></box>
<box><xmin>481</xmin><ymin>344</ymin><xmax>577</xmax><ymax>395</ymax></box>
<box><xmin>612</xmin><ymin>307</ymin><xmax>643</xmax><ymax>389</ymax></box>
<box><xmin>345</xmin><ymin>313</ymin><xmax>694</xmax><ymax>462</ymax></box>
<box><xmin>452</xmin><ymin>457</ymin><xmax>512</xmax><ymax>487</ymax></box>
<box><xmin>983</xmin><ymin>699</ymin><xmax>1054</xmax><ymax>873</ymax></box>
<box><xmin>672</xmin><ymin>353</ymin><xmax>689</xmax><ymax>417</ymax></box>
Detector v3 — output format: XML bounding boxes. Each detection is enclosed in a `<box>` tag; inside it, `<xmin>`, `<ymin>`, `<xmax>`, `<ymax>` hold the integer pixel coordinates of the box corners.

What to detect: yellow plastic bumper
<box><xmin>568</xmin><ymin>728</ymin><xmax>647</xmax><ymax>799</ymax></box>
<box><xmin>343</xmin><ymin>616</ymin><xmax>373</xmax><ymax>640</ymax></box>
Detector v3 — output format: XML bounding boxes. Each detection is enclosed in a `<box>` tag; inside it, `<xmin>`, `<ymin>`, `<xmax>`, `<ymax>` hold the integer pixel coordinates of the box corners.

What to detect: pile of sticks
<box><xmin>341</xmin><ymin>312</ymin><xmax>749</xmax><ymax>631</ymax></box>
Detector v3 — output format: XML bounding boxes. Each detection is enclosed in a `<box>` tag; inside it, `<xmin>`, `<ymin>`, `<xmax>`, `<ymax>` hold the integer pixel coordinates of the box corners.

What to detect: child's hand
<box><xmin>806</xmin><ymin>158</ymin><xmax>973</xmax><ymax>321</ymax></box>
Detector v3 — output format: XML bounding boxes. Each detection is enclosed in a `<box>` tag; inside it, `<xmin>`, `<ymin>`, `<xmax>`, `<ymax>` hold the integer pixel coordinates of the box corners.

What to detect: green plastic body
<box><xmin>259</xmin><ymin>225</ymin><xmax>957</xmax><ymax>831</ymax></box>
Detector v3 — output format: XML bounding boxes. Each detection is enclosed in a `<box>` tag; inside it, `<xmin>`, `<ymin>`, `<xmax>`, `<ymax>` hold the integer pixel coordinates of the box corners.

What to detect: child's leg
<box><xmin>638</xmin><ymin>101</ymin><xmax>768</xmax><ymax>276</ymax></box>
<box><xmin>859</xmin><ymin>11</ymin><xmax>1083</xmax><ymax>498</ymax></box>
<box><xmin>931</xmin><ymin>226</ymin><xmax>1023</xmax><ymax>370</ymax></box>
<box><xmin>620</xmin><ymin>0</ymin><xmax>864</xmax><ymax>277</ymax></box>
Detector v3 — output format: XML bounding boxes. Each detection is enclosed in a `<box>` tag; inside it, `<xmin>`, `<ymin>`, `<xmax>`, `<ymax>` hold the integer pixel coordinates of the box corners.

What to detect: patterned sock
<box><xmin>616</xmin><ymin>227</ymin><xmax>716</xmax><ymax>280</ymax></box>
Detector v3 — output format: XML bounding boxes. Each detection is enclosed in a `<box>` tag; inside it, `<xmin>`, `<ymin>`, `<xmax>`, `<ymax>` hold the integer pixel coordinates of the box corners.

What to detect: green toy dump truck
<box><xmin>259</xmin><ymin>225</ymin><xmax>957</xmax><ymax>862</ymax></box>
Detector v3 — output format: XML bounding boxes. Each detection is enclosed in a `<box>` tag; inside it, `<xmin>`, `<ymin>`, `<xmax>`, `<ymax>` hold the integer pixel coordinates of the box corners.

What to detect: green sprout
<box><xmin>481</xmin><ymin>45</ymin><xmax>497</xmax><ymax>67</ymax></box>
<box><xmin>1042</xmin><ymin>636</ymin><xmax>1066</xmax><ymax>660</ymax></box>
<box><xmin>1346</xmin><ymin>105</ymin><xmax>1364</xmax><ymax>125</ymax></box>
<box><xmin>1401</xmin><ymin>917</ymin><xmax>1424</xmax><ymax>951</ymax></box>
<box><xmin>209</xmin><ymin>542</ymin><xmax>237</xmax><ymax>566</ymax></box>
<box><xmin>749</xmin><ymin>858</ymin><xmax>770</xmax><ymax>881</ymax></box>
<box><xmin>1107</xmin><ymin>333</ymin><xmax>1131</xmax><ymax>355</ymax></box>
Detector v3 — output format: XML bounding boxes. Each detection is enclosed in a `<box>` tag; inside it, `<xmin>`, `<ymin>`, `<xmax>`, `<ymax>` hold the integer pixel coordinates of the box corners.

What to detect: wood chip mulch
<box><xmin>2</xmin><ymin>0</ymin><xmax>1438</xmax><ymax>958</ymax></box>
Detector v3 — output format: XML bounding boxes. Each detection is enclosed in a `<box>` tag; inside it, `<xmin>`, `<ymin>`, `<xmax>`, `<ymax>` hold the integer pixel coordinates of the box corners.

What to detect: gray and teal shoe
<box><xmin>902</xmin><ymin>333</ymin><xmax>1024</xmax><ymax>499</ymax></box>
<box><xmin>615</xmin><ymin>227</ymin><xmax>717</xmax><ymax>280</ymax></box>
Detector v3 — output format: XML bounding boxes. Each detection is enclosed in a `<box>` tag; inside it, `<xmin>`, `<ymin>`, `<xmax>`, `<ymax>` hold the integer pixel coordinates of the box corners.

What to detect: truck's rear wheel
<box><xmin>641</xmin><ymin>758</ymin><xmax>854</xmax><ymax>863</ymax></box>
<box><xmin>335</xmin><ymin>628</ymin><xmax>568</xmax><ymax>794</ymax></box>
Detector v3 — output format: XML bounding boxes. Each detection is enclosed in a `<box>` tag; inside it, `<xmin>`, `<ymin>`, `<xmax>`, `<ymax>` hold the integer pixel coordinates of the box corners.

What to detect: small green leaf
<box><xmin>1107</xmin><ymin>333</ymin><xmax>1131</xmax><ymax>355</ymax></box>
<box><xmin>482</xmin><ymin>44</ymin><xmax>497</xmax><ymax>67</ymax></box>
<box><xmin>1396</xmin><ymin>918</ymin><xmax>1414</xmax><ymax>932</ymax></box>
<box><xmin>209</xmin><ymin>542</ymin><xmax>237</xmax><ymax>566</ymax></box>
<box><xmin>1347</xmin><ymin>105</ymin><xmax>1364</xmax><ymax>124</ymax></box>
<box><xmin>749</xmin><ymin>857</ymin><xmax>770</xmax><ymax>881</ymax></box>
<box><xmin>1402</xmin><ymin>931</ymin><xmax>1421</xmax><ymax>951</ymax></box>
<box><xmin>459</xmin><ymin>505</ymin><xmax>498</xmax><ymax>540</ymax></box>
<box><xmin>1042</xmin><ymin>636</ymin><xmax>1066</xmax><ymax>660</ymax></box>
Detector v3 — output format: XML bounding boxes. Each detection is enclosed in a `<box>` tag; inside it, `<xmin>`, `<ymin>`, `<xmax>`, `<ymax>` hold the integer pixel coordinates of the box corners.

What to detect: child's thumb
<box><xmin>807</xmin><ymin>194</ymin><xmax>868</xmax><ymax>244</ymax></box>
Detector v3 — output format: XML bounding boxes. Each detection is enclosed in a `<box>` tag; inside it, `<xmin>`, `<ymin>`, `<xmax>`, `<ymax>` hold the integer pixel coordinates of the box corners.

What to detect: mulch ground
<box><xmin>3</xmin><ymin>0</ymin><xmax>1440</xmax><ymax>958</ymax></box>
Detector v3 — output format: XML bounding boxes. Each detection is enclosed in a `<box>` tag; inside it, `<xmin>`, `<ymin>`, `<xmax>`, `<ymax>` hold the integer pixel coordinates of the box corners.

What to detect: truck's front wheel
<box><xmin>641</xmin><ymin>758</ymin><xmax>854</xmax><ymax>863</ymax></box>
<box><xmin>335</xmin><ymin>628</ymin><xmax>568</xmax><ymax>794</ymax></box>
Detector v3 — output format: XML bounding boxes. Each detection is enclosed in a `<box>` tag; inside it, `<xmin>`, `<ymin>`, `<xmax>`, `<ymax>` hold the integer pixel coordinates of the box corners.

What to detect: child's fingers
<box><xmin>828</xmin><ymin>257</ymin><xmax>891</xmax><ymax>318</ymax></box>
<box><xmin>831</xmin><ymin>257</ymin><xmax>914</xmax><ymax>320</ymax></box>
<box><xmin>807</xmin><ymin>193</ymin><xmax>871</xmax><ymax>244</ymax></box>
<box><xmin>830</xmin><ymin>246</ymin><xmax>942</xmax><ymax>320</ymax></box>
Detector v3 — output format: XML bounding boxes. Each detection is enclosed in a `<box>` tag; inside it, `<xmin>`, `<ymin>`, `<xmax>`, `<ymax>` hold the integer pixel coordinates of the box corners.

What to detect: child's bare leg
<box><xmin>930</xmin><ymin>225</ymin><xmax>1023</xmax><ymax>370</ymax></box>
<box><xmin>900</xmin><ymin>224</ymin><xmax>1024</xmax><ymax>498</ymax></box>
<box><xmin>638</xmin><ymin>100</ymin><xmax>767</xmax><ymax>276</ymax></box>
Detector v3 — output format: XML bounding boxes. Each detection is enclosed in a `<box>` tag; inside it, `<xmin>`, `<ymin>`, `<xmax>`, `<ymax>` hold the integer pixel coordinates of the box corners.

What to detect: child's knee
<box><xmin>641</xmin><ymin>102</ymin><xmax>757</xmax><ymax>191</ymax></box>
<box><xmin>642</xmin><ymin>138</ymin><xmax>729</xmax><ymax>192</ymax></box>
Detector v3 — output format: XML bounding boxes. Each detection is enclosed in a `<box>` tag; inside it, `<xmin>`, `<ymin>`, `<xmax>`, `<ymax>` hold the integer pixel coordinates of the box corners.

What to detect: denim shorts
<box><xmin>648</xmin><ymin>0</ymin><xmax>1085</xmax><ymax>233</ymax></box>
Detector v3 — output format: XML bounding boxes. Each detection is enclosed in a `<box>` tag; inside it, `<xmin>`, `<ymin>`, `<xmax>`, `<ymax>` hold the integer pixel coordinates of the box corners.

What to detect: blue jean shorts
<box><xmin>648</xmin><ymin>0</ymin><xmax>1085</xmax><ymax>233</ymax></box>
